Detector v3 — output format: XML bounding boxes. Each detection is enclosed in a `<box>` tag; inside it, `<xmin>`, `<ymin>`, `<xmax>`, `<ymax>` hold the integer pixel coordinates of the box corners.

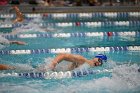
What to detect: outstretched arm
<box><xmin>49</xmin><ymin>53</ymin><xmax>89</xmax><ymax>70</ymax></box>
<box><xmin>12</xmin><ymin>6</ymin><xmax>24</xmax><ymax>23</ymax></box>
<box><xmin>10</xmin><ymin>40</ymin><xmax>26</xmax><ymax>45</ymax></box>
<box><xmin>0</xmin><ymin>64</ymin><xmax>15</xmax><ymax>70</ymax></box>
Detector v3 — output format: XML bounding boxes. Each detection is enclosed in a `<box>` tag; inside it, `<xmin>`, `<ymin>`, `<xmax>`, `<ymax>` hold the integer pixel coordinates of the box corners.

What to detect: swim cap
<box><xmin>95</xmin><ymin>54</ymin><xmax>107</xmax><ymax>62</ymax></box>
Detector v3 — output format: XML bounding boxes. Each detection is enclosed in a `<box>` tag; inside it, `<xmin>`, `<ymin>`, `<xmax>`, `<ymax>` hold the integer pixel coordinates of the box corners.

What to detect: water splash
<box><xmin>36</xmin><ymin>57</ymin><xmax>53</xmax><ymax>72</ymax></box>
<box><xmin>11</xmin><ymin>17</ymin><xmax>55</xmax><ymax>34</ymax></box>
<box><xmin>112</xmin><ymin>64</ymin><xmax>140</xmax><ymax>89</ymax></box>
<box><xmin>0</xmin><ymin>36</ymin><xmax>10</xmax><ymax>44</ymax></box>
<box><xmin>14</xmin><ymin>63</ymin><xmax>35</xmax><ymax>72</ymax></box>
<box><xmin>0</xmin><ymin>59</ymin><xmax>140</xmax><ymax>93</ymax></box>
<box><xmin>0</xmin><ymin>84</ymin><xmax>41</xmax><ymax>93</ymax></box>
<box><xmin>0</xmin><ymin>63</ymin><xmax>35</xmax><ymax>76</ymax></box>
<box><xmin>0</xmin><ymin>36</ymin><xmax>10</xmax><ymax>49</ymax></box>
<box><xmin>51</xmin><ymin>64</ymin><xmax>140</xmax><ymax>93</ymax></box>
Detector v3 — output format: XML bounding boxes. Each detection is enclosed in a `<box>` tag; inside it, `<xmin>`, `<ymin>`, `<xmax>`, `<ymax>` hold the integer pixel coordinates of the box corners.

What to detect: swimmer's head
<box><xmin>92</xmin><ymin>54</ymin><xmax>107</xmax><ymax>66</ymax></box>
<box><xmin>95</xmin><ymin>54</ymin><xmax>107</xmax><ymax>62</ymax></box>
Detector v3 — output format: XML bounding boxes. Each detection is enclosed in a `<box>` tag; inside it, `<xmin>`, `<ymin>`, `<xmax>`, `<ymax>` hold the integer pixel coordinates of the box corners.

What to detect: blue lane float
<box><xmin>1</xmin><ymin>31</ymin><xmax>140</xmax><ymax>39</ymax></box>
<box><xmin>0</xmin><ymin>46</ymin><xmax>140</xmax><ymax>55</ymax></box>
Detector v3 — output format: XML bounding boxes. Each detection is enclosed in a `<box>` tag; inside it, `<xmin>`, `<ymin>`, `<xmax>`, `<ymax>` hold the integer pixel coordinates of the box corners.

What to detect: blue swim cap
<box><xmin>95</xmin><ymin>54</ymin><xmax>107</xmax><ymax>62</ymax></box>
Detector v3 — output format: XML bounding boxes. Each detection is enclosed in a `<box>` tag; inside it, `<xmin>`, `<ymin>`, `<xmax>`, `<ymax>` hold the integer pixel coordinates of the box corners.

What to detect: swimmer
<box><xmin>9</xmin><ymin>40</ymin><xmax>27</xmax><ymax>45</ymax></box>
<box><xmin>0</xmin><ymin>53</ymin><xmax>107</xmax><ymax>71</ymax></box>
<box><xmin>12</xmin><ymin>6</ymin><xmax>24</xmax><ymax>23</ymax></box>
<box><xmin>0</xmin><ymin>36</ymin><xmax>26</xmax><ymax>45</ymax></box>
<box><xmin>49</xmin><ymin>53</ymin><xmax>107</xmax><ymax>71</ymax></box>
<box><xmin>0</xmin><ymin>40</ymin><xmax>26</xmax><ymax>45</ymax></box>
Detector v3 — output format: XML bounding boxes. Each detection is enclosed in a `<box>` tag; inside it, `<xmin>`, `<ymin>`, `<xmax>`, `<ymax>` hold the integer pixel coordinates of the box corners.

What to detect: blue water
<box><xmin>0</xmin><ymin>13</ymin><xmax>140</xmax><ymax>93</ymax></box>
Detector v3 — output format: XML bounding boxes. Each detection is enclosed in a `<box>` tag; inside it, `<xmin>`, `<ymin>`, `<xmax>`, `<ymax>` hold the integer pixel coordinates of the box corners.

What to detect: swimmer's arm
<box><xmin>9</xmin><ymin>40</ymin><xmax>17</xmax><ymax>44</ymax></box>
<box><xmin>50</xmin><ymin>53</ymin><xmax>89</xmax><ymax>70</ymax></box>
<box><xmin>9</xmin><ymin>40</ymin><xmax>26</xmax><ymax>45</ymax></box>
<box><xmin>13</xmin><ymin>6</ymin><xmax>23</xmax><ymax>17</ymax></box>
<box><xmin>0</xmin><ymin>64</ymin><xmax>15</xmax><ymax>70</ymax></box>
<box><xmin>50</xmin><ymin>54</ymin><xmax>66</xmax><ymax>70</ymax></box>
<box><xmin>84</xmin><ymin>60</ymin><xmax>94</xmax><ymax>66</ymax></box>
<box><xmin>68</xmin><ymin>58</ymin><xmax>91</xmax><ymax>70</ymax></box>
<box><xmin>12</xmin><ymin>6</ymin><xmax>24</xmax><ymax>23</ymax></box>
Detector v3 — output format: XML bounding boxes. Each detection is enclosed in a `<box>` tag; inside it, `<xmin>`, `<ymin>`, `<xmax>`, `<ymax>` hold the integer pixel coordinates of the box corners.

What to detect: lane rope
<box><xmin>0</xmin><ymin>46</ymin><xmax>140</xmax><ymax>55</ymax></box>
<box><xmin>0</xmin><ymin>69</ymin><xmax>112</xmax><ymax>79</ymax></box>
<box><xmin>1</xmin><ymin>31</ymin><xmax>140</xmax><ymax>39</ymax></box>
<box><xmin>0</xmin><ymin>12</ymin><xmax>140</xmax><ymax>19</ymax></box>
<box><xmin>0</xmin><ymin>21</ymin><xmax>140</xmax><ymax>28</ymax></box>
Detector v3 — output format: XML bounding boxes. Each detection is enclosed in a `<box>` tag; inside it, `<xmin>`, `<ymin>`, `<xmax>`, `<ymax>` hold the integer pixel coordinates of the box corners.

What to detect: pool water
<box><xmin>0</xmin><ymin>12</ymin><xmax>140</xmax><ymax>93</ymax></box>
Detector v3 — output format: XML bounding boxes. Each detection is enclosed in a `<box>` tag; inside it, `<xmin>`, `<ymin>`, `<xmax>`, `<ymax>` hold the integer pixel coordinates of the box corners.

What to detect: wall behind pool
<box><xmin>0</xmin><ymin>5</ymin><xmax>140</xmax><ymax>13</ymax></box>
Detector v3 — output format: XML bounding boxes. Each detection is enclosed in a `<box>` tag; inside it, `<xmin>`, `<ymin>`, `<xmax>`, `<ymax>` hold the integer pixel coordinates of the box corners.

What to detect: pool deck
<box><xmin>0</xmin><ymin>5</ymin><xmax>140</xmax><ymax>13</ymax></box>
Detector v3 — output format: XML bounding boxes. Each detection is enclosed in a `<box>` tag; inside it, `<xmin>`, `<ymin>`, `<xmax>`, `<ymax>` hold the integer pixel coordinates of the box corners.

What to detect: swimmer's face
<box><xmin>92</xmin><ymin>58</ymin><xmax>102</xmax><ymax>66</ymax></box>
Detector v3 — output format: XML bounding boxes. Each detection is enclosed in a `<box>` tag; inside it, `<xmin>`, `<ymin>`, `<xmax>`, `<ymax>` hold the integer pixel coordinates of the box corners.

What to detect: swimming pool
<box><xmin>0</xmin><ymin>10</ymin><xmax>140</xmax><ymax>93</ymax></box>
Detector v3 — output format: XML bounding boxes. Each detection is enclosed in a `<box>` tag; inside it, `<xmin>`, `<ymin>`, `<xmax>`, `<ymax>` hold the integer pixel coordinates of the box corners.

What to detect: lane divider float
<box><xmin>0</xmin><ymin>12</ymin><xmax>140</xmax><ymax>19</ymax></box>
<box><xmin>0</xmin><ymin>46</ymin><xmax>140</xmax><ymax>55</ymax></box>
<box><xmin>1</xmin><ymin>69</ymin><xmax>112</xmax><ymax>79</ymax></box>
<box><xmin>1</xmin><ymin>31</ymin><xmax>140</xmax><ymax>39</ymax></box>
<box><xmin>0</xmin><ymin>21</ymin><xmax>140</xmax><ymax>28</ymax></box>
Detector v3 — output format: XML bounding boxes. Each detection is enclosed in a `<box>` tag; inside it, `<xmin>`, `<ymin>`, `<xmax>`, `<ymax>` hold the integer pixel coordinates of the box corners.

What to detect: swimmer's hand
<box><xmin>8</xmin><ymin>66</ymin><xmax>16</xmax><ymax>70</ymax></box>
<box><xmin>12</xmin><ymin>18</ymin><xmax>24</xmax><ymax>24</ymax></box>
<box><xmin>49</xmin><ymin>64</ymin><xmax>56</xmax><ymax>71</ymax></box>
<box><xmin>12</xmin><ymin>5</ymin><xmax>24</xmax><ymax>24</ymax></box>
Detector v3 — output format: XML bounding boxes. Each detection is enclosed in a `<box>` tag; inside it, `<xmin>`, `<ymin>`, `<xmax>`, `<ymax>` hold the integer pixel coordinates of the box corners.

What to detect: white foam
<box><xmin>50</xmin><ymin>64</ymin><xmax>140</xmax><ymax>93</ymax></box>
<box><xmin>0</xmin><ymin>84</ymin><xmax>41</xmax><ymax>93</ymax></box>
<box><xmin>0</xmin><ymin>36</ymin><xmax>10</xmax><ymax>49</ymax></box>
<box><xmin>0</xmin><ymin>61</ymin><xmax>140</xmax><ymax>93</ymax></box>
<box><xmin>0</xmin><ymin>36</ymin><xmax>10</xmax><ymax>44</ymax></box>
<box><xmin>11</xmin><ymin>17</ymin><xmax>55</xmax><ymax>34</ymax></box>
<box><xmin>36</xmin><ymin>57</ymin><xmax>53</xmax><ymax>72</ymax></box>
<box><xmin>14</xmin><ymin>63</ymin><xmax>34</xmax><ymax>72</ymax></box>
